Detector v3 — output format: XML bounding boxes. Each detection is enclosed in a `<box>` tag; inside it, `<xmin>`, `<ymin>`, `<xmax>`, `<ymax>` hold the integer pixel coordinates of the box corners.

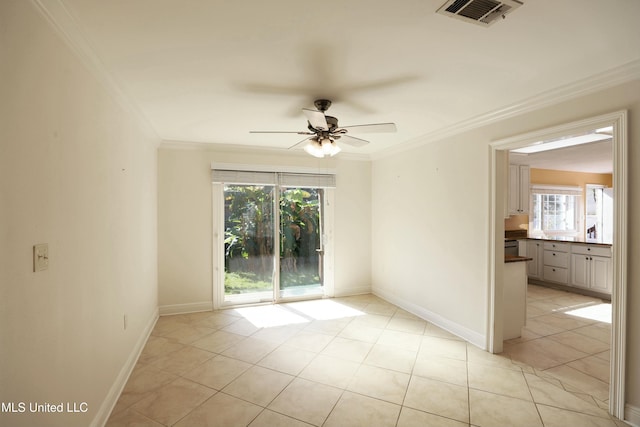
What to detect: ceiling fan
<box><xmin>250</xmin><ymin>99</ymin><xmax>397</xmax><ymax>158</ymax></box>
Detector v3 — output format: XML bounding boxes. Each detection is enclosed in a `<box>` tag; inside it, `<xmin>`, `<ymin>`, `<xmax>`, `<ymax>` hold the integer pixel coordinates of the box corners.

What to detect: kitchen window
<box><xmin>529</xmin><ymin>185</ymin><xmax>582</xmax><ymax>238</ymax></box>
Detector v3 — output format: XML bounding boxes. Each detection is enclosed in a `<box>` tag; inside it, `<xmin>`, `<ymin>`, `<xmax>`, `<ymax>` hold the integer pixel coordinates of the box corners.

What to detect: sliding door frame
<box><xmin>211</xmin><ymin>164</ymin><xmax>336</xmax><ymax>309</ymax></box>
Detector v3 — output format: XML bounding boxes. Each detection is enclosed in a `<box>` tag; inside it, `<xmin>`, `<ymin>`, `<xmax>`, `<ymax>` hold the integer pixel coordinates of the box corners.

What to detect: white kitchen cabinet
<box><xmin>509</xmin><ymin>165</ymin><xmax>530</xmax><ymax>215</ymax></box>
<box><xmin>543</xmin><ymin>249</ymin><xmax>569</xmax><ymax>267</ymax></box>
<box><xmin>590</xmin><ymin>256</ymin><xmax>612</xmax><ymax>293</ymax></box>
<box><xmin>543</xmin><ymin>241</ymin><xmax>571</xmax><ymax>253</ymax></box>
<box><xmin>526</xmin><ymin>239</ymin><xmax>612</xmax><ymax>296</ymax></box>
<box><xmin>542</xmin><ymin>241</ymin><xmax>569</xmax><ymax>284</ymax></box>
<box><xmin>525</xmin><ymin>240</ymin><xmax>543</xmax><ymax>279</ymax></box>
<box><xmin>543</xmin><ymin>265</ymin><xmax>568</xmax><ymax>283</ymax></box>
<box><xmin>570</xmin><ymin>244</ymin><xmax>612</xmax><ymax>294</ymax></box>
<box><xmin>570</xmin><ymin>254</ymin><xmax>590</xmax><ymax>289</ymax></box>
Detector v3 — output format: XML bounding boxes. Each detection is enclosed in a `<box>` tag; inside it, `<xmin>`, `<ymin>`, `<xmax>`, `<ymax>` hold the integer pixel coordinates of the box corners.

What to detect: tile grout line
<box><xmin>522</xmin><ymin>369</ymin><xmax>546</xmax><ymax>427</ymax></box>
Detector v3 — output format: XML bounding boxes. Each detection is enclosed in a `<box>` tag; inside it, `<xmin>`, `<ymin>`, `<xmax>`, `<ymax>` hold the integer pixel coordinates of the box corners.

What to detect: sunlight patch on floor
<box><xmin>286</xmin><ymin>299</ymin><xmax>366</xmax><ymax>321</ymax></box>
<box><xmin>235</xmin><ymin>305</ymin><xmax>309</xmax><ymax>328</ymax></box>
<box><xmin>235</xmin><ymin>299</ymin><xmax>366</xmax><ymax>328</ymax></box>
<box><xmin>565</xmin><ymin>303</ymin><xmax>611</xmax><ymax>324</ymax></box>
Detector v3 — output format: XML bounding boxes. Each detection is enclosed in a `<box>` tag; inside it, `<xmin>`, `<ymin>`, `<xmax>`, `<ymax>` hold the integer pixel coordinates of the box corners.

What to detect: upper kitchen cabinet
<box><xmin>509</xmin><ymin>164</ymin><xmax>530</xmax><ymax>215</ymax></box>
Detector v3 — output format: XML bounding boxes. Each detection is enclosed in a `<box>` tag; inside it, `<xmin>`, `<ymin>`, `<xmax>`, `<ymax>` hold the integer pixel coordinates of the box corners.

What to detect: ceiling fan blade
<box><xmin>303</xmin><ymin>108</ymin><xmax>328</xmax><ymax>131</ymax></box>
<box><xmin>250</xmin><ymin>131</ymin><xmax>315</xmax><ymax>135</ymax></box>
<box><xmin>289</xmin><ymin>137</ymin><xmax>312</xmax><ymax>150</ymax></box>
<box><xmin>341</xmin><ymin>123</ymin><xmax>397</xmax><ymax>133</ymax></box>
<box><xmin>342</xmin><ymin>75</ymin><xmax>419</xmax><ymax>93</ymax></box>
<box><xmin>340</xmin><ymin>135</ymin><xmax>370</xmax><ymax>147</ymax></box>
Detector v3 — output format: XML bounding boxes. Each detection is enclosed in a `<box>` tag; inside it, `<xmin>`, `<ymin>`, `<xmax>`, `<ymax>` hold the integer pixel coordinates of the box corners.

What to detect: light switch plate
<box><xmin>33</xmin><ymin>244</ymin><xmax>49</xmax><ymax>272</ymax></box>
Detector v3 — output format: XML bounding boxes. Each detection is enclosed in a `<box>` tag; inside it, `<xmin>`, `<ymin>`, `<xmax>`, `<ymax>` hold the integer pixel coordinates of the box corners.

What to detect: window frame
<box><xmin>528</xmin><ymin>185</ymin><xmax>583</xmax><ymax>239</ymax></box>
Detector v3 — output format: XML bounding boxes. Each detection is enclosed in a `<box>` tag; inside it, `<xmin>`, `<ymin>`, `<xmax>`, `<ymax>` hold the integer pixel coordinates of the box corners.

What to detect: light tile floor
<box><xmin>503</xmin><ymin>284</ymin><xmax>613</xmax><ymax>408</ymax></box>
<box><xmin>107</xmin><ymin>288</ymin><xmax>625</xmax><ymax>427</ymax></box>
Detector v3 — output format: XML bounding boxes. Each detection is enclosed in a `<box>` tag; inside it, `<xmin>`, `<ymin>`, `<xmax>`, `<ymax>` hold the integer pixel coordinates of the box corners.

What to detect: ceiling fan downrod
<box><xmin>313</xmin><ymin>99</ymin><xmax>332</xmax><ymax>112</ymax></box>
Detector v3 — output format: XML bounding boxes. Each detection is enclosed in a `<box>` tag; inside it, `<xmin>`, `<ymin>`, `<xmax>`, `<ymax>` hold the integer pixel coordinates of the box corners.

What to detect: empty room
<box><xmin>1</xmin><ymin>1</ymin><xmax>640</xmax><ymax>426</ymax></box>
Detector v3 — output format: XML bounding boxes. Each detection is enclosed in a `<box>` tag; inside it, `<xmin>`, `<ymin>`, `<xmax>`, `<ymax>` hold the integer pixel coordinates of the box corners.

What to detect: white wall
<box><xmin>371</xmin><ymin>79</ymin><xmax>640</xmax><ymax>413</ymax></box>
<box><xmin>333</xmin><ymin>159</ymin><xmax>372</xmax><ymax>296</ymax></box>
<box><xmin>371</xmin><ymin>133</ymin><xmax>489</xmax><ymax>346</ymax></box>
<box><xmin>0</xmin><ymin>2</ymin><xmax>160</xmax><ymax>426</ymax></box>
<box><xmin>158</xmin><ymin>147</ymin><xmax>372</xmax><ymax>311</ymax></box>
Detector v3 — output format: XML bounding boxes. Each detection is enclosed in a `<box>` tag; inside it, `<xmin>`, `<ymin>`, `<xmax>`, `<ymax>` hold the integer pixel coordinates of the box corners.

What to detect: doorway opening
<box><xmin>488</xmin><ymin>111</ymin><xmax>628</xmax><ymax>419</ymax></box>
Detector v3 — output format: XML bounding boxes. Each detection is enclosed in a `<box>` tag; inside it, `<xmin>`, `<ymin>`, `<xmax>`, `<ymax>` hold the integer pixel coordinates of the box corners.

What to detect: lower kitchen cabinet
<box><xmin>571</xmin><ymin>254</ymin><xmax>590</xmax><ymax>288</ymax></box>
<box><xmin>525</xmin><ymin>240</ymin><xmax>543</xmax><ymax>279</ymax></box>
<box><xmin>570</xmin><ymin>244</ymin><xmax>612</xmax><ymax>294</ymax></box>
<box><xmin>590</xmin><ymin>256</ymin><xmax>612</xmax><ymax>293</ymax></box>
<box><xmin>543</xmin><ymin>265</ymin><xmax>568</xmax><ymax>284</ymax></box>
<box><xmin>526</xmin><ymin>240</ymin><xmax>612</xmax><ymax>297</ymax></box>
<box><xmin>542</xmin><ymin>241</ymin><xmax>569</xmax><ymax>285</ymax></box>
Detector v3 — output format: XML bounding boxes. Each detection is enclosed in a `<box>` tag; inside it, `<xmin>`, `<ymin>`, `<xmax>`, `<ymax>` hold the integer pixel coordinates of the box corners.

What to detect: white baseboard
<box><xmin>159</xmin><ymin>301</ymin><xmax>213</xmax><ymax>316</ymax></box>
<box><xmin>626</xmin><ymin>404</ymin><xmax>640</xmax><ymax>426</ymax></box>
<box><xmin>91</xmin><ymin>307</ymin><xmax>159</xmax><ymax>427</ymax></box>
<box><xmin>373</xmin><ymin>287</ymin><xmax>486</xmax><ymax>350</ymax></box>
<box><xmin>332</xmin><ymin>285</ymin><xmax>372</xmax><ymax>298</ymax></box>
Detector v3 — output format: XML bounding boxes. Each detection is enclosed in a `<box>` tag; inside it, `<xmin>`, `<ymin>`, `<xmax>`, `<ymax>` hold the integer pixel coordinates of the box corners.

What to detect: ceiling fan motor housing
<box><xmin>307</xmin><ymin>115</ymin><xmax>339</xmax><ymax>132</ymax></box>
<box><xmin>325</xmin><ymin>116</ymin><xmax>338</xmax><ymax>130</ymax></box>
<box><xmin>314</xmin><ymin>99</ymin><xmax>332</xmax><ymax>112</ymax></box>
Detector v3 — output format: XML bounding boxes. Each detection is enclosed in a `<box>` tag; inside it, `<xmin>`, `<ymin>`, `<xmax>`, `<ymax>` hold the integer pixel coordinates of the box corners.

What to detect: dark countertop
<box><xmin>525</xmin><ymin>237</ymin><xmax>612</xmax><ymax>247</ymax></box>
<box><xmin>505</xmin><ymin>255</ymin><xmax>532</xmax><ymax>263</ymax></box>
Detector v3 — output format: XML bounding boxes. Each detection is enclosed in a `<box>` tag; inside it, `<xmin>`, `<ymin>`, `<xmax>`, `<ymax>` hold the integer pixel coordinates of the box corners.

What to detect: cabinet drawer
<box><xmin>543</xmin><ymin>250</ymin><xmax>569</xmax><ymax>268</ymax></box>
<box><xmin>544</xmin><ymin>266</ymin><xmax>568</xmax><ymax>283</ymax></box>
<box><xmin>571</xmin><ymin>244</ymin><xmax>611</xmax><ymax>258</ymax></box>
<box><xmin>543</xmin><ymin>241</ymin><xmax>570</xmax><ymax>252</ymax></box>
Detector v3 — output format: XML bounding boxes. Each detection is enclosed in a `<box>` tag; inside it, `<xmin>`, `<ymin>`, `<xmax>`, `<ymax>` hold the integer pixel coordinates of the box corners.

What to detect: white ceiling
<box><xmin>42</xmin><ymin>0</ymin><xmax>640</xmax><ymax>159</ymax></box>
<box><xmin>509</xmin><ymin>140</ymin><xmax>613</xmax><ymax>174</ymax></box>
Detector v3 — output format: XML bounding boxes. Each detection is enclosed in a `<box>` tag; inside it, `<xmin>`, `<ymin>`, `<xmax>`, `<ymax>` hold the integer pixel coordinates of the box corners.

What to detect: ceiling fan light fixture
<box><xmin>322</xmin><ymin>138</ymin><xmax>341</xmax><ymax>157</ymax></box>
<box><xmin>304</xmin><ymin>138</ymin><xmax>341</xmax><ymax>158</ymax></box>
<box><xmin>304</xmin><ymin>139</ymin><xmax>325</xmax><ymax>158</ymax></box>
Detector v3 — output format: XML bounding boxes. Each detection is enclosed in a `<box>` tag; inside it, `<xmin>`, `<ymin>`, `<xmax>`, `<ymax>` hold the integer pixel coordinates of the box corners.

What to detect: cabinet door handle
<box><xmin>552</xmin><ymin>253</ymin><xmax>556</xmax><ymax>256</ymax></box>
<box><xmin>552</xmin><ymin>268</ymin><xmax>556</xmax><ymax>271</ymax></box>
<box><xmin>587</xmin><ymin>247</ymin><xmax>591</xmax><ymax>251</ymax></box>
<box><xmin>586</xmin><ymin>256</ymin><xmax>589</xmax><ymax>260</ymax></box>
<box><xmin>590</xmin><ymin>257</ymin><xmax>593</xmax><ymax>261</ymax></box>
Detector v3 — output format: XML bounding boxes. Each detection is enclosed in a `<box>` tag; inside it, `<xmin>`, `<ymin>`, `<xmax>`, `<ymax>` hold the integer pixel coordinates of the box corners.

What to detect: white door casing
<box><xmin>488</xmin><ymin>110</ymin><xmax>628</xmax><ymax>419</ymax></box>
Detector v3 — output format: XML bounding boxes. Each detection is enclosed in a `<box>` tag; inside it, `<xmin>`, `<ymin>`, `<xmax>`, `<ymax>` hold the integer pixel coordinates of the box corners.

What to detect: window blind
<box><xmin>530</xmin><ymin>185</ymin><xmax>582</xmax><ymax>196</ymax></box>
<box><xmin>211</xmin><ymin>170</ymin><xmax>277</xmax><ymax>186</ymax></box>
<box><xmin>279</xmin><ymin>172</ymin><xmax>336</xmax><ymax>188</ymax></box>
<box><xmin>211</xmin><ymin>168</ymin><xmax>336</xmax><ymax>188</ymax></box>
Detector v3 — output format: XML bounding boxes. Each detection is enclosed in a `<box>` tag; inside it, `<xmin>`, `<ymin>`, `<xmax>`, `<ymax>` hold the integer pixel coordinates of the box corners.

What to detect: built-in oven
<box><xmin>504</xmin><ymin>229</ymin><xmax>527</xmax><ymax>256</ymax></box>
<box><xmin>505</xmin><ymin>239</ymin><xmax>519</xmax><ymax>256</ymax></box>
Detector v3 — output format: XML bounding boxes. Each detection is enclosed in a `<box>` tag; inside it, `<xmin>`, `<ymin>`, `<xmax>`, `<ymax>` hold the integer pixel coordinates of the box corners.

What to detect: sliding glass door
<box><xmin>220</xmin><ymin>182</ymin><xmax>326</xmax><ymax>306</ymax></box>
<box><xmin>279</xmin><ymin>187</ymin><xmax>324</xmax><ymax>299</ymax></box>
<box><xmin>223</xmin><ymin>184</ymin><xmax>276</xmax><ymax>305</ymax></box>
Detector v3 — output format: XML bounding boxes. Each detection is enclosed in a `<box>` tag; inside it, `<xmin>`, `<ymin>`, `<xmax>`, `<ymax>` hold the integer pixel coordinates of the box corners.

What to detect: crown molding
<box><xmin>372</xmin><ymin>59</ymin><xmax>640</xmax><ymax>160</ymax></box>
<box><xmin>30</xmin><ymin>0</ymin><xmax>159</xmax><ymax>140</ymax></box>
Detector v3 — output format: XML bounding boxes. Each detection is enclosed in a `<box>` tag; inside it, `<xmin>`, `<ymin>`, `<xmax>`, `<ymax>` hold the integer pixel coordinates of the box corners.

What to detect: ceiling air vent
<box><xmin>437</xmin><ymin>0</ymin><xmax>523</xmax><ymax>26</ymax></box>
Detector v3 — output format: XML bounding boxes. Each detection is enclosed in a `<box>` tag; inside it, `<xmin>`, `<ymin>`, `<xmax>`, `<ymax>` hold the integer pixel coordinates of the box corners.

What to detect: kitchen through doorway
<box><xmin>488</xmin><ymin>110</ymin><xmax>628</xmax><ymax>419</ymax></box>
